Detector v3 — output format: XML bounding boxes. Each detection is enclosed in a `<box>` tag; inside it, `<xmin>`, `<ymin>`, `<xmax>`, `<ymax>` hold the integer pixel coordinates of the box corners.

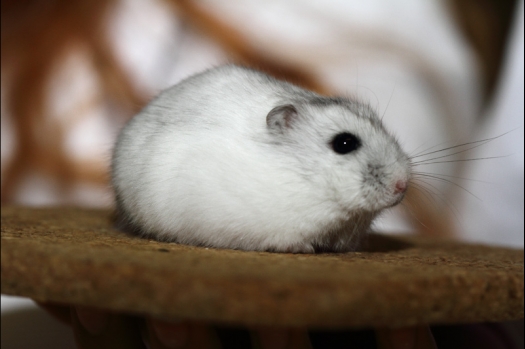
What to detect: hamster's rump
<box><xmin>111</xmin><ymin>64</ymin><xmax>411</xmax><ymax>253</ymax></box>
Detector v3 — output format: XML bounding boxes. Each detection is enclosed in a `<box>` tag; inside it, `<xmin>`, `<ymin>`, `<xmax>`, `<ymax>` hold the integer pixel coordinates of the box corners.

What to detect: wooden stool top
<box><xmin>1</xmin><ymin>206</ymin><xmax>523</xmax><ymax>328</ymax></box>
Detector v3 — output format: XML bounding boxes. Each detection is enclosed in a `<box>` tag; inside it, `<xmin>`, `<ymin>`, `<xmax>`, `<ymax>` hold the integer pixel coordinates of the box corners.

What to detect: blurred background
<box><xmin>1</xmin><ymin>0</ymin><xmax>523</xmax><ymax>348</ymax></box>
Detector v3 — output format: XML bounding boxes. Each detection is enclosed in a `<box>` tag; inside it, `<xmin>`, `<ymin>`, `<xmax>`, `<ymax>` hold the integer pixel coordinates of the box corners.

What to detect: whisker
<box><xmin>412</xmin><ymin>155</ymin><xmax>510</xmax><ymax>166</ymax></box>
<box><xmin>355</xmin><ymin>84</ymin><xmax>380</xmax><ymax>112</ymax></box>
<box><xmin>381</xmin><ymin>84</ymin><xmax>396</xmax><ymax>122</ymax></box>
<box><xmin>412</xmin><ymin>173</ymin><xmax>481</xmax><ymax>200</ymax></box>
<box><xmin>404</xmin><ymin>180</ymin><xmax>461</xmax><ymax>229</ymax></box>
<box><xmin>411</xmin><ymin>138</ymin><xmax>490</xmax><ymax>159</ymax></box>
<box><xmin>403</xmin><ymin>130</ymin><xmax>519</xmax><ymax>233</ymax></box>
<box><xmin>411</xmin><ymin>140</ymin><xmax>492</xmax><ymax>163</ymax></box>
<box><xmin>410</xmin><ymin>129</ymin><xmax>516</xmax><ymax>160</ymax></box>
<box><xmin>411</xmin><ymin>139</ymin><xmax>454</xmax><ymax>158</ymax></box>
<box><xmin>410</xmin><ymin>179</ymin><xmax>462</xmax><ymax>223</ymax></box>
<box><xmin>400</xmin><ymin>200</ymin><xmax>429</xmax><ymax>230</ymax></box>
<box><xmin>411</xmin><ymin>171</ymin><xmax>491</xmax><ymax>184</ymax></box>
<box><xmin>410</xmin><ymin>141</ymin><xmax>431</xmax><ymax>156</ymax></box>
<box><xmin>411</xmin><ymin>179</ymin><xmax>443</xmax><ymax>202</ymax></box>
<box><xmin>409</xmin><ymin>183</ymin><xmax>438</xmax><ymax>207</ymax></box>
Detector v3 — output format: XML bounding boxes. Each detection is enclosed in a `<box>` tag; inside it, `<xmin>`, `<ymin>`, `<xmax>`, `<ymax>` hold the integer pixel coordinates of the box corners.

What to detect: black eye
<box><xmin>331</xmin><ymin>132</ymin><xmax>361</xmax><ymax>154</ymax></box>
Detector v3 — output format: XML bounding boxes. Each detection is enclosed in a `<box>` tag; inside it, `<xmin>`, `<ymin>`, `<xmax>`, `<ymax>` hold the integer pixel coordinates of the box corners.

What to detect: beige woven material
<box><xmin>1</xmin><ymin>206</ymin><xmax>523</xmax><ymax>328</ymax></box>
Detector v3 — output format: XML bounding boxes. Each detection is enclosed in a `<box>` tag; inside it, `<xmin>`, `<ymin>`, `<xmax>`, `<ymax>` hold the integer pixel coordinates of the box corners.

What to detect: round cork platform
<box><xmin>1</xmin><ymin>206</ymin><xmax>523</xmax><ymax>328</ymax></box>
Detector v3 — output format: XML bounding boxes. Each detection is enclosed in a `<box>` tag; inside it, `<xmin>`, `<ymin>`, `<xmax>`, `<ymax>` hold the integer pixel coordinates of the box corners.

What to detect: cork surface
<box><xmin>1</xmin><ymin>206</ymin><xmax>523</xmax><ymax>328</ymax></box>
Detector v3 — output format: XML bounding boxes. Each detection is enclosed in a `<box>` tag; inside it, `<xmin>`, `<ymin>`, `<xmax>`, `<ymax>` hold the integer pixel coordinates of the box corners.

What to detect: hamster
<box><xmin>111</xmin><ymin>64</ymin><xmax>411</xmax><ymax>253</ymax></box>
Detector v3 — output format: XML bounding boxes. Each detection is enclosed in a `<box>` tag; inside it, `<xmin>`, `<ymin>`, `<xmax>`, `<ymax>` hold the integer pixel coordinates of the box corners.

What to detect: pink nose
<box><xmin>394</xmin><ymin>180</ymin><xmax>407</xmax><ymax>194</ymax></box>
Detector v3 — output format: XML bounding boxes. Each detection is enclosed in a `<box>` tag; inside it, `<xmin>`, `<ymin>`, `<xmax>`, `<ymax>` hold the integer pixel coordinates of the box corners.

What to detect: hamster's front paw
<box><xmin>282</xmin><ymin>243</ymin><xmax>316</xmax><ymax>254</ymax></box>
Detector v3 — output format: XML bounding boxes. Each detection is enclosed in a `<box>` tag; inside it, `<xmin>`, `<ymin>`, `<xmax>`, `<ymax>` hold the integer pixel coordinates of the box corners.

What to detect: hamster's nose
<box><xmin>394</xmin><ymin>180</ymin><xmax>407</xmax><ymax>194</ymax></box>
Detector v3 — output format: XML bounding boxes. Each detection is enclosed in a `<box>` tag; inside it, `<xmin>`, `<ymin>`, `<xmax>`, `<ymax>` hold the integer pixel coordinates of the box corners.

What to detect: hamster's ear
<box><xmin>266</xmin><ymin>104</ymin><xmax>298</xmax><ymax>133</ymax></box>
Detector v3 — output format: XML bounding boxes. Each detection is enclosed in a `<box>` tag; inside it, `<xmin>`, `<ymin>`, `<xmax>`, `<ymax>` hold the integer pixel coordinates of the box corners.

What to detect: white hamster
<box><xmin>111</xmin><ymin>64</ymin><xmax>411</xmax><ymax>253</ymax></box>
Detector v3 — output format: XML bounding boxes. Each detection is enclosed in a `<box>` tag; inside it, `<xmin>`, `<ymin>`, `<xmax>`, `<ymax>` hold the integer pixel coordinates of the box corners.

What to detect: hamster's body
<box><xmin>112</xmin><ymin>65</ymin><xmax>411</xmax><ymax>253</ymax></box>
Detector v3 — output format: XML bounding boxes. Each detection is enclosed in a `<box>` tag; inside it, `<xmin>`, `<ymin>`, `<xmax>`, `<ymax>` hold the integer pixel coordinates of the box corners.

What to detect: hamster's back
<box><xmin>135</xmin><ymin>65</ymin><xmax>307</xmax><ymax>131</ymax></box>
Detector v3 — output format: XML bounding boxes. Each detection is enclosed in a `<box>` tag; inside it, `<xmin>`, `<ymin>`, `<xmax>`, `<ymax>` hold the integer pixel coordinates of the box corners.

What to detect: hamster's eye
<box><xmin>331</xmin><ymin>133</ymin><xmax>361</xmax><ymax>154</ymax></box>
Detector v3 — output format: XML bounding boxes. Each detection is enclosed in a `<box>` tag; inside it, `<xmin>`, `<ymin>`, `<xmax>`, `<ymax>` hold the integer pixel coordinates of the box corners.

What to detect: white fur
<box><xmin>111</xmin><ymin>65</ymin><xmax>411</xmax><ymax>253</ymax></box>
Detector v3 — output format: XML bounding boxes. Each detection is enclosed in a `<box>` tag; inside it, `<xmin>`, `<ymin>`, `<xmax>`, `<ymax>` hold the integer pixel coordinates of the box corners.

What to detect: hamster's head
<box><xmin>266</xmin><ymin>97</ymin><xmax>411</xmax><ymax>214</ymax></box>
